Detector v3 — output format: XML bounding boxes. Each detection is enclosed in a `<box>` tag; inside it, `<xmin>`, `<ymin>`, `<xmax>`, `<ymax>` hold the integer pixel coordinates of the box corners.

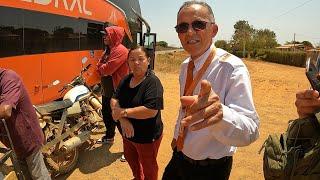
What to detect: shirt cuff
<box><xmin>210</xmin><ymin>104</ymin><xmax>259</xmax><ymax>147</ymax></box>
<box><xmin>210</xmin><ymin>104</ymin><xmax>236</xmax><ymax>136</ymax></box>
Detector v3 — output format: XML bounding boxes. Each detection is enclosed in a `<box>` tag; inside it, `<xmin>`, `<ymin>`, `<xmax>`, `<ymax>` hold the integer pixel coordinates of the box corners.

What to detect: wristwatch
<box><xmin>123</xmin><ymin>109</ymin><xmax>128</xmax><ymax>118</ymax></box>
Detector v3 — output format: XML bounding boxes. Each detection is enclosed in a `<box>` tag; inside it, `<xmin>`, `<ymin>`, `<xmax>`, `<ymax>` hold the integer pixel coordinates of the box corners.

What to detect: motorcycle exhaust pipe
<box><xmin>61</xmin><ymin>131</ymin><xmax>91</xmax><ymax>152</ymax></box>
<box><xmin>88</xmin><ymin>96</ymin><xmax>102</xmax><ymax>110</ymax></box>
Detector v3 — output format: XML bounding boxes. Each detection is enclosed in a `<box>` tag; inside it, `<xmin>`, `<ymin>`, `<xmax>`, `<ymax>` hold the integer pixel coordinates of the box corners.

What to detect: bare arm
<box><xmin>125</xmin><ymin>106</ymin><xmax>158</xmax><ymax>119</ymax></box>
<box><xmin>113</xmin><ymin>106</ymin><xmax>158</xmax><ymax>120</ymax></box>
<box><xmin>110</xmin><ymin>98</ymin><xmax>134</xmax><ymax>138</ymax></box>
<box><xmin>111</xmin><ymin>98</ymin><xmax>158</xmax><ymax>120</ymax></box>
<box><xmin>110</xmin><ymin>98</ymin><xmax>120</xmax><ymax>110</ymax></box>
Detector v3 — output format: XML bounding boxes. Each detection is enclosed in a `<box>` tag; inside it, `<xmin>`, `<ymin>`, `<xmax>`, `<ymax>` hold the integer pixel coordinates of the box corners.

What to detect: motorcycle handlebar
<box><xmin>58</xmin><ymin>83</ymin><xmax>72</xmax><ymax>93</ymax></box>
<box><xmin>58</xmin><ymin>63</ymin><xmax>91</xmax><ymax>93</ymax></box>
<box><xmin>58</xmin><ymin>86</ymin><xmax>66</xmax><ymax>93</ymax></box>
<box><xmin>82</xmin><ymin>64</ymin><xmax>92</xmax><ymax>74</ymax></box>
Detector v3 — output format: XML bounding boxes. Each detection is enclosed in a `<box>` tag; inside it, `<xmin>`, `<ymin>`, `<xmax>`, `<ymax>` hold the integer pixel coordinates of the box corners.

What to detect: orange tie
<box><xmin>176</xmin><ymin>60</ymin><xmax>194</xmax><ymax>151</ymax></box>
<box><xmin>184</xmin><ymin>60</ymin><xmax>195</xmax><ymax>95</ymax></box>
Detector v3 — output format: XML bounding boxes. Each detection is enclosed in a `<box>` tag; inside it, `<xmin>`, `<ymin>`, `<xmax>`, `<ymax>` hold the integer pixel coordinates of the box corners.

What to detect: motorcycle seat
<box><xmin>35</xmin><ymin>99</ymin><xmax>73</xmax><ymax>115</ymax></box>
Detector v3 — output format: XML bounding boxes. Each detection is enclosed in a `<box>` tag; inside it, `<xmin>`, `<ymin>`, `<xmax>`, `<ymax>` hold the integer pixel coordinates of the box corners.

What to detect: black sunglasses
<box><xmin>175</xmin><ymin>20</ymin><xmax>213</xmax><ymax>33</ymax></box>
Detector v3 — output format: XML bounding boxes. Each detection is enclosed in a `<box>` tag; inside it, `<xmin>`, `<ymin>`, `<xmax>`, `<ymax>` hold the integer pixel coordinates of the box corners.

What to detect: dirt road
<box><xmin>58</xmin><ymin>59</ymin><xmax>309</xmax><ymax>180</ymax></box>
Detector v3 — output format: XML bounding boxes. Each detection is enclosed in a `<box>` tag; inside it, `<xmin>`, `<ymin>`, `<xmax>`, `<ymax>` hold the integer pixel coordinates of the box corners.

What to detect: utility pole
<box><xmin>243</xmin><ymin>40</ymin><xmax>246</xmax><ymax>58</ymax></box>
<box><xmin>242</xmin><ymin>32</ymin><xmax>246</xmax><ymax>58</ymax></box>
<box><xmin>293</xmin><ymin>33</ymin><xmax>296</xmax><ymax>51</ymax></box>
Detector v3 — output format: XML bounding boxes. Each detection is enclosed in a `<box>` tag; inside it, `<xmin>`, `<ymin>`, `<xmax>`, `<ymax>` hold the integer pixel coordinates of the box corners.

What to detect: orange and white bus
<box><xmin>0</xmin><ymin>0</ymin><xmax>156</xmax><ymax>105</ymax></box>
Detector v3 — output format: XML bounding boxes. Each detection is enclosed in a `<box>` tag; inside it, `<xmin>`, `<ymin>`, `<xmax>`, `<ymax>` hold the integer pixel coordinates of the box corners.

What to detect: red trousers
<box><xmin>123</xmin><ymin>135</ymin><xmax>162</xmax><ymax>180</ymax></box>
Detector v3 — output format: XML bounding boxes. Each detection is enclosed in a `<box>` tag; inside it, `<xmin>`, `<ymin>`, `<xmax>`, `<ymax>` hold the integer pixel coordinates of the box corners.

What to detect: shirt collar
<box><xmin>191</xmin><ymin>44</ymin><xmax>216</xmax><ymax>72</ymax></box>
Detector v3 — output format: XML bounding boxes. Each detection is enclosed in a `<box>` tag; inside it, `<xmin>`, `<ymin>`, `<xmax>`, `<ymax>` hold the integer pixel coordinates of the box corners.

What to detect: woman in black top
<box><xmin>111</xmin><ymin>46</ymin><xmax>163</xmax><ymax>180</ymax></box>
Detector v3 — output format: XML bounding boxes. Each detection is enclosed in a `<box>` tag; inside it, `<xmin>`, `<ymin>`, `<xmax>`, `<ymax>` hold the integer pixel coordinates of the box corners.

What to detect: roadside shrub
<box><xmin>263</xmin><ymin>50</ymin><xmax>306</xmax><ymax>67</ymax></box>
<box><xmin>233</xmin><ymin>51</ymin><xmax>250</xmax><ymax>58</ymax></box>
<box><xmin>254</xmin><ymin>49</ymin><xmax>267</xmax><ymax>59</ymax></box>
<box><xmin>251</xmin><ymin>49</ymin><xmax>306</xmax><ymax>67</ymax></box>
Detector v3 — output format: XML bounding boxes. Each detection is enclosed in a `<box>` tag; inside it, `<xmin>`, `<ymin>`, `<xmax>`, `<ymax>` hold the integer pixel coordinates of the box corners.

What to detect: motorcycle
<box><xmin>34</xmin><ymin>59</ymin><xmax>103</xmax><ymax>175</ymax></box>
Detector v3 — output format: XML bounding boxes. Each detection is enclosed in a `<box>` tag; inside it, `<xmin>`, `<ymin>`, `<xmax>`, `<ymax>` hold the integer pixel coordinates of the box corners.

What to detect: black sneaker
<box><xmin>96</xmin><ymin>136</ymin><xmax>114</xmax><ymax>144</ymax></box>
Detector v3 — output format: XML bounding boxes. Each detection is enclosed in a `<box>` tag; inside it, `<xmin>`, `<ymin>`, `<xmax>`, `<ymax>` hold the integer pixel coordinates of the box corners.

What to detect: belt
<box><xmin>174</xmin><ymin>149</ymin><xmax>231</xmax><ymax>167</ymax></box>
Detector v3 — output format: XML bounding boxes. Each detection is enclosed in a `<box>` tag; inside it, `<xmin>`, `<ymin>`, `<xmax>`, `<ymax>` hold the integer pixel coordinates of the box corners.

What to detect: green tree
<box><xmin>157</xmin><ymin>41</ymin><xmax>168</xmax><ymax>48</ymax></box>
<box><xmin>252</xmin><ymin>29</ymin><xmax>278</xmax><ymax>49</ymax></box>
<box><xmin>231</xmin><ymin>20</ymin><xmax>254</xmax><ymax>56</ymax></box>
<box><xmin>301</xmin><ymin>41</ymin><xmax>314</xmax><ymax>49</ymax></box>
<box><xmin>215</xmin><ymin>40</ymin><xmax>230</xmax><ymax>51</ymax></box>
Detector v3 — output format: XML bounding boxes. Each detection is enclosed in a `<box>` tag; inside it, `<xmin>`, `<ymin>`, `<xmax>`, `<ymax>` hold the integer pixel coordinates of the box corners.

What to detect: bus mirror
<box><xmin>143</xmin><ymin>33</ymin><xmax>157</xmax><ymax>70</ymax></box>
<box><xmin>81</xmin><ymin>57</ymin><xmax>88</xmax><ymax>64</ymax></box>
<box><xmin>143</xmin><ymin>33</ymin><xmax>156</xmax><ymax>50</ymax></box>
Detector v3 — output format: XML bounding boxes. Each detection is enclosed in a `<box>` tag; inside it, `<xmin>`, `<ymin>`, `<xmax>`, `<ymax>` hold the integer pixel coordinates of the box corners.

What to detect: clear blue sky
<box><xmin>139</xmin><ymin>0</ymin><xmax>320</xmax><ymax>47</ymax></box>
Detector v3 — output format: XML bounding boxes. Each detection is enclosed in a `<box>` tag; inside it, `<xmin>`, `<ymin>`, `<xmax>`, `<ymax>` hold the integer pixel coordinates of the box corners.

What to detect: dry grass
<box><xmin>155</xmin><ymin>51</ymin><xmax>189</xmax><ymax>73</ymax></box>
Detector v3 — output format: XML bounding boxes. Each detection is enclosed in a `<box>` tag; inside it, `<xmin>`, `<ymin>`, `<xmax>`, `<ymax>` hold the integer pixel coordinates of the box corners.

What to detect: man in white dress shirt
<box><xmin>162</xmin><ymin>1</ymin><xmax>260</xmax><ymax>180</ymax></box>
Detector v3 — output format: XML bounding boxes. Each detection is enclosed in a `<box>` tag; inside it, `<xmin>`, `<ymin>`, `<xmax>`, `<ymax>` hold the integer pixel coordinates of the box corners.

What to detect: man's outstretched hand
<box><xmin>180</xmin><ymin>80</ymin><xmax>223</xmax><ymax>131</ymax></box>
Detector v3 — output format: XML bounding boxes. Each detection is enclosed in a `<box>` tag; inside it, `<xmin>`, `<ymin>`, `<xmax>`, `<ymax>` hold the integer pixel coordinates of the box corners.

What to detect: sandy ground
<box><xmin>54</xmin><ymin>58</ymin><xmax>310</xmax><ymax>180</ymax></box>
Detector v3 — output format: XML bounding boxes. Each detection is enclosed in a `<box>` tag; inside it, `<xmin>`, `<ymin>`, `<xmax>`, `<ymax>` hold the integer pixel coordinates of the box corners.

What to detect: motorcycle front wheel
<box><xmin>43</xmin><ymin>126</ymin><xmax>79</xmax><ymax>176</ymax></box>
<box><xmin>45</xmin><ymin>147</ymin><xmax>79</xmax><ymax>175</ymax></box>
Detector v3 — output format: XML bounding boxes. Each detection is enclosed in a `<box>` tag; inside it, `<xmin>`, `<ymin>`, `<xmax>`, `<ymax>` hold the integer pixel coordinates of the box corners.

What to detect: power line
<box><xmin>270</xmin><ymin>0</ymin><xmax>314</xmax><ymax>22</ymax></box>
<box><xmin>295</xmin><ymin>33</ymin><xmax>320</xmax><ymax>40</ymax></box>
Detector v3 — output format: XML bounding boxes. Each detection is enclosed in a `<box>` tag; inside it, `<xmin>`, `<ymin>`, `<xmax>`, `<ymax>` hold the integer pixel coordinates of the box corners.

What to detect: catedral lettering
<box><xmin>0</xmin><ymin>0</ymin><xmax>157</xmax><ymax>105</ymax></box>
<box><xmin>21</xmin><ymin>0</ymin><xmax>92</xmax><ymax>16</ymax></box>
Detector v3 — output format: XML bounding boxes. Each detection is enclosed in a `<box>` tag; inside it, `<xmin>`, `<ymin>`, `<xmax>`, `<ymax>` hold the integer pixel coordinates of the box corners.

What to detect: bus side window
<box><xmin>0</xmin><ymin>7</ymin><xmax>24</xmax><ymax>58</ymax></box>
<box><xmin>23</xmin><ymin>10</ymin><xmax>80</xmax><ymax>54</ymax></box>
<box><xmin>79</xmin><ymin>21</ymin><xmax>104</xmax><ymax>50</ymax></box>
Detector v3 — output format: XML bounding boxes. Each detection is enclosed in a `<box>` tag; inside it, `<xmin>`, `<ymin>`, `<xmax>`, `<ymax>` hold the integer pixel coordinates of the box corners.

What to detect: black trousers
<box><xmin>102</xmin><ymin>96</ymin><xmax>116</xmax><ymax>139</ymax></box>
<box><xmin>162</xmin><ymin>150</ymin><xmax>233</xmax><ymax>180</ymax></box>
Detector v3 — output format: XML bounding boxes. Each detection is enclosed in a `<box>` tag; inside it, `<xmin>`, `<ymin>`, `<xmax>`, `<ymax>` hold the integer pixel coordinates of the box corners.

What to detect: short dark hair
<box><xmin>128</xmin><ymin>46</ymin><xmax>150</xmax><ymax>59</ymax></box>
<box><xmin>178</xmin><ymin>1</ymin><xmax>215</xmax><ymax>23</ymax></box>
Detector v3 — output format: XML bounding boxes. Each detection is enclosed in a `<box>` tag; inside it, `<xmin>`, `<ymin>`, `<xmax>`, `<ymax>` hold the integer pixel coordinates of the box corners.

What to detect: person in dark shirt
<box><xmin>111</xmin><ymin>46</ymin><xmax>164</xmax><ymax>180</ymax></box>
<box><xmin>0</xmin><ymin>68</ymin><xmax>51</xmax><ymax>180</ymax></box>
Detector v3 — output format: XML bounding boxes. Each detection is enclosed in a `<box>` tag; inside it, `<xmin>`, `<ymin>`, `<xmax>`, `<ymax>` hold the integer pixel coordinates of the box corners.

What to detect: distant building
<box><xmin>275</xmin><ymin>43</ymin><xmax>305</xmax><ymax>51</ymax></box>
<box><xmin>306</xmin><ymin>48</ymin><xmax>320</xmax><ymax>52</ymax></box>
